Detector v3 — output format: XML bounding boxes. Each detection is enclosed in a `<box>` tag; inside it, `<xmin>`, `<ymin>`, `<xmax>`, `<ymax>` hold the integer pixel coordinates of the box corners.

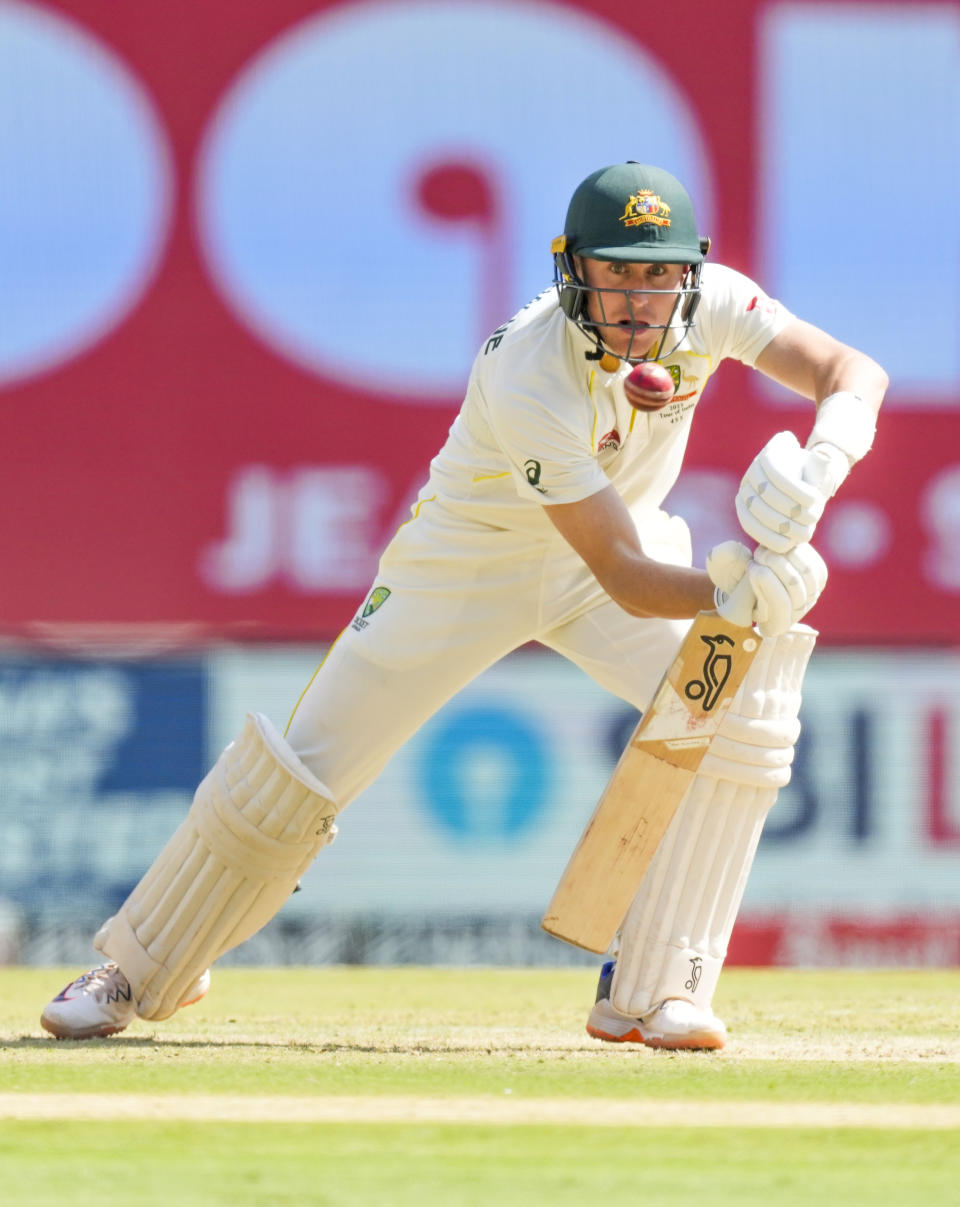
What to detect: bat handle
<box><xmin>717</xmin><ymin>575</ymin><xmax>757</xmax><ymax>629</ymax></box>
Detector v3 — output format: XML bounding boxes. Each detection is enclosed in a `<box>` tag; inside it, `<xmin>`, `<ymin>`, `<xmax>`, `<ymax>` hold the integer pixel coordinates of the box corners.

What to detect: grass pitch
<box><xmin>1</xmin><ymin>966</ymin><xmax>959</xmax><ymax>1205</ymax></box>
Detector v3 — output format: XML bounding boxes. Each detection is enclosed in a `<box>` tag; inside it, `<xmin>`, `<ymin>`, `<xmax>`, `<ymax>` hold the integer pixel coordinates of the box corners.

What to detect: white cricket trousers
<box><xmin>285</xmin><ymin>497</ymin><xmax>692</xmax><ymax>808</ymax></box>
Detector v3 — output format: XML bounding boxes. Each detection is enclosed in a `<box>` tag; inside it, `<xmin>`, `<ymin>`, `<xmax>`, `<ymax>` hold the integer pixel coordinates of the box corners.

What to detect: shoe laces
<box><xmin>76</xmin><ymin>962</ymin><xmax>132</xmax><ymax>1004</ymax></box>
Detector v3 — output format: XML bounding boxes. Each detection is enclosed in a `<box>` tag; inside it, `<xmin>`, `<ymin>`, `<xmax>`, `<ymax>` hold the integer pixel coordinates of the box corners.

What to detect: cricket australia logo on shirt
<box><xmin>656</xmin><ymin>364</ymin><xmax>700</xmax><ymax>420</ymax></box>
<box><xmin>351</xmin><ymin>585</ymin><xmax>391</xmax><ymax>631</ymax></box>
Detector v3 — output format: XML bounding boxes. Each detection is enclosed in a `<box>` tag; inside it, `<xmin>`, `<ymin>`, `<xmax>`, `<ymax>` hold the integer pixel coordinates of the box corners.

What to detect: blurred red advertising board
<box><xmin>0</xmin><ymin>0</ymin><xmax>956</xmax><ymax>643</ymax></box>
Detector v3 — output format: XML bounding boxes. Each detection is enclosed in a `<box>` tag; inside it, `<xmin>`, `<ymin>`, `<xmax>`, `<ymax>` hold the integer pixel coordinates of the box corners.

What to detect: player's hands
<box><xmin>802</xmin><ymin>441</ymin><xmax>851</xmax><ymax>496</ymax></box>
<box><xmin>707</xmin><ymin>539</ymin><xmax>759</xmax><ymax>628</ymax></box>
<box><xmin>707</xmin><ymin>538</ymin><xmax>827</xmax><ymax>637</ymax></box>
<box><xmin>706</xmin><ymin>539</ymin><xmax>752</xmax><ymax>596</ymax></box>
<box><xmin>735</xmin><ymin>431</ymin><xmax>849</xmax><ymax>554</ymax></box>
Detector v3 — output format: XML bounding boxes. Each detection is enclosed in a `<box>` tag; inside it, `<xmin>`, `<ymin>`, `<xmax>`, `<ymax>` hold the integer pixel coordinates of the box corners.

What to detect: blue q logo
<box><xmin>419</xmin><ymin>706</ymin><xmax>550</xmax><ymax>842</ymax></box>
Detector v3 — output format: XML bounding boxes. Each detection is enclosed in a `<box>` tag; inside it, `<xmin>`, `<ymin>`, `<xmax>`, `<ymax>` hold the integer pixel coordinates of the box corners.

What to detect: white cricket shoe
<box><xmin>41</xmin><ymin>962</ymin><xmax>211</xmax><ymax>1040</ymax></box>
<box><xmin>586</xmin><ymin>961</ymin><xmax>727</xmax><ymax>1050</ymax></box>
<box><xmin>587</xmin><ymin>995</ymin><xmax>728</xmax><ymax>1050</ymax></box>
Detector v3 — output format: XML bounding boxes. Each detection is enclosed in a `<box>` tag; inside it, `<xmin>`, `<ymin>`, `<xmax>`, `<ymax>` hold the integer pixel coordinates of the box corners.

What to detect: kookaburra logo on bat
<box><xmin>684</xmin><ymin>633</ymin><xmax>734</xmax><ymax>711</ymax></box>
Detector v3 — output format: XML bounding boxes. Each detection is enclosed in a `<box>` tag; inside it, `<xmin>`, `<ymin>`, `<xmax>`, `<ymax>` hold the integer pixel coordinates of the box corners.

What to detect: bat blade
<box><xmin>541</xmin><ymin>609</ymin><xmax>759</xmax><ymax>954</ymax></box>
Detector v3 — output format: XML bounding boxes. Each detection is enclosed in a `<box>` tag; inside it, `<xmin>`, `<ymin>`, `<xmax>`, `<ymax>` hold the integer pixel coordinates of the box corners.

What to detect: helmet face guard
<box><xmin>552</xmin><ymin>251</ymin><xmax>705</xmax><ymax>363</ymax></box>
<box><xmin>553</xmin><ymin>162</ymin><xmax>709</xmax><ymax>364</ymax></box>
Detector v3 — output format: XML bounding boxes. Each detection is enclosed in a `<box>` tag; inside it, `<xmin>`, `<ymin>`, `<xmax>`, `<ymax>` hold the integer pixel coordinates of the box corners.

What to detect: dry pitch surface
<box><xmin>1</xmin><ymin>966</ymin><xmax>959</xmax><ymax>1205</ymax></box>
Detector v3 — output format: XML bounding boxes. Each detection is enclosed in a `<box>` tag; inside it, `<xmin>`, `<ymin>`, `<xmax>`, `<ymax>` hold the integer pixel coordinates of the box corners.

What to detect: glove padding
<box><xmin>735</xmin><ymin>431</ymin><xmax>847</xmax><ymax>554</ymax></box>
<box><xmin>708</xmin><ymin>538</ymin><xmax>828</xmax><ymax>637</ymax></box>
<box><xmin>705</xmin><ymin>539</ymin><xmax>752</xmax><ymax>597</ymax></box>
<box><xmin>749</xmin><ymin>543</ymin><xmax>827</xmax><ymax>637</ymax></box>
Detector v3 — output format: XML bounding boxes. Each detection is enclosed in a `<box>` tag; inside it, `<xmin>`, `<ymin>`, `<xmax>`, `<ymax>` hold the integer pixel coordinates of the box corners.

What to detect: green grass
<box><xmin>1</xmin><ymin>967</ymin><xmax>959</xmax><ymax>1205</ymax></box>
<box><xmin>1</xmin><ymin>1121</ymin><xmax>957</xmax><ymax>1206</ymax></box>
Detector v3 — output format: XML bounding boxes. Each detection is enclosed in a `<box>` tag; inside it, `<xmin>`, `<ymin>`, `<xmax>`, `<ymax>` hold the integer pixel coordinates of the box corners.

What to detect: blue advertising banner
<box><xmin>3</xmin><ymin>643</ymin><xmax>960</xmax><ymax>967</ymax></box>
<box><xmin>0</xmin><ymin>657</ymin><xmax>205</xmax><ymax>954</ymax></box>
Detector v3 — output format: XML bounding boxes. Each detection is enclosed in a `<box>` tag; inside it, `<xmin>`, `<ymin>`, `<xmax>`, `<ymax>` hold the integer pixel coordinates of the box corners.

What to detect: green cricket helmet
<box><xmin>552</xmin><ymin>162</ymin><xmax>710</xmax><ymax>363</ymax></box>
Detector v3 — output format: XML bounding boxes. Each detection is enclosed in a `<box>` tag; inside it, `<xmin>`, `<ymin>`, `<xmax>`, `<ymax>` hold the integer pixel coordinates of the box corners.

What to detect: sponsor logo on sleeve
<box><xmin>746</xmin><ymin>294</ymin><xmax>780</xmax><ymax>317</ymax></box>
<box><xmin>524</xmin><ymin>459</ymin><xmax>548</xmax><ymax>493</ymax></box>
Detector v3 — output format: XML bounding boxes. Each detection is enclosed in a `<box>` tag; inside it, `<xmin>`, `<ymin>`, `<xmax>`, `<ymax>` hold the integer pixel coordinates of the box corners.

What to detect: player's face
<box><xmin>577</xmin><ymin>257</ymin><xmax>689</xmax><ymax>360</ymax></box>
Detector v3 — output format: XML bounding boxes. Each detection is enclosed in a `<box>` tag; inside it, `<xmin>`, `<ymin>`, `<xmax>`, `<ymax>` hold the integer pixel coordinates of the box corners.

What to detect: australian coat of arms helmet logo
<box><xmin>619</xmin><ymin>190</ymin><xmax>672</xmax><ymax>229</ymax></box>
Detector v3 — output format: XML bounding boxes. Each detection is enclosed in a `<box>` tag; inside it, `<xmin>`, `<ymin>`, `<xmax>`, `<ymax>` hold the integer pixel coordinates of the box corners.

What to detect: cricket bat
<box><xmin>541</xmin><ymin>608</ymin><xmax>759</xmax><ymax>953</ymax></box>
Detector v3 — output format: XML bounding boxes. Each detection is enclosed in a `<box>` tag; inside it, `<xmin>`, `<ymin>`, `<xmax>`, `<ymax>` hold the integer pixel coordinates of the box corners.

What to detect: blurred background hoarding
<box><xmin>0</xmin><ymin>0</ymin><xmax>958</xmax><ymax>965</ymax></box>
<box><xmin>1</xmin><ymin>645</ymin><xmax>959</xmax><ymax>966</ymax></box>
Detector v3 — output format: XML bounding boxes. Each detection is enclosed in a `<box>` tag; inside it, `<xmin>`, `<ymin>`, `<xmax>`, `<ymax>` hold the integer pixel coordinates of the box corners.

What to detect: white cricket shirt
<box><xmin>420</xmin><ymin>263</ymin><xmax>792</xmax><ymax>539</ymax></box>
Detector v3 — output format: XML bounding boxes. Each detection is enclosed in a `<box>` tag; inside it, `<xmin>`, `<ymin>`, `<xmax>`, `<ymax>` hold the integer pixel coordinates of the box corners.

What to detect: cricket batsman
<box><xmin>42</xmin><ymin>162</ymin><xmax>887</xmax><ymax>1048</ymax></box>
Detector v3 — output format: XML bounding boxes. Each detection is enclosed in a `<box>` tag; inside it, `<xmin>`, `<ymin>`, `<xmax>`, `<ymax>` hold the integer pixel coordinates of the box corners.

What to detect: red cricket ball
<box><xmin>624</xmin><ymin>361</ymin><xmax>675</xmax><ymax>411</ymax></box>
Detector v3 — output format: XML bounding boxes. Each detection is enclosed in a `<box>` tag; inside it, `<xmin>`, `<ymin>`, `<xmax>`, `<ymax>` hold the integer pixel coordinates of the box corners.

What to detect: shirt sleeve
<box><xmin>484</xmin><ymin>379</ymin><xmax>610</xmax><ymax>504</ymax></box>
<box><xmin>473</xmin><ymin>325</ymin><xmax>612</xmax><ymax>505</ymax></box>
<box><xmin>697</xmin><ymin>264</ymin><xmax>793</xmax><ymax>368</ymax></box>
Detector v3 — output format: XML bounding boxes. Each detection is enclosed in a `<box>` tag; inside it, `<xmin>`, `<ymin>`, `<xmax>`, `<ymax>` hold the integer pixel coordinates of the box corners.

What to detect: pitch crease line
<box><xmin>1</xmin><ymin>1094</ymin><xmax>959</xmax><ymax>1129</ymax></box>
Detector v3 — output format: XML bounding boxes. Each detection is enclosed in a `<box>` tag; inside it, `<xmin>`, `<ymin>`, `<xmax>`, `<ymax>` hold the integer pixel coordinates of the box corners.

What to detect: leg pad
<box><xmin>95</xmin><ymin>713</ymin><xmax>338</xmax><ymax>1020</ymax></box>
<box><xmin>611</xmin><ymin>626</ymin><xmax>817</xmax><ymax>1017</ymax></box>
